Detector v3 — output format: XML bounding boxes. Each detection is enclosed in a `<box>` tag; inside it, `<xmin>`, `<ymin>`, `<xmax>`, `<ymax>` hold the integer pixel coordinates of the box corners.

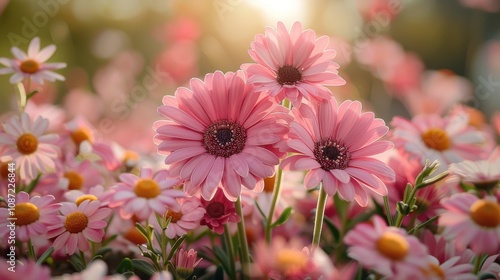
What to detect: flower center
<box><xmin>376</xmin><ymin>231</ymin><xmax>409</xmax><ymax>261</ymax></box>
<box><xmin>470</xmin><ymin>200</ymin><xmax>500</xmax><ymax>228</ymax></box>
<box><xmin>165</xmin><ymin>209</ymin><xmax>183</xmax><ymax>223</ymax></box>
<box><xmin>276</xmin><ymin>249</ymin><xmax>307</xmax><ymax>273</ymax></box>
<box><xmin>421</xmin><ymin>128</ymin><xmax>451</xmax><ymax>151</ymax></box>
<box><xmin>123</xmin><ymin>227</ymin><xmax>147</xmax><ymax>245</ymax></box>
<box><xmin>263</xmin><ymin>175</ymin><xmax>276</xmax><ymax>193</ymax></box>
<box><xmin>20</xmin><ymin>59</ymin><xmax>40</xmax><ymax>74</ymax></box>
<box><xmin>313</xmin><ymin>139</ymin><xmax>351</xmax><ymax>170</ymax></box>
<box><xmin>422</xmin><ymin>263</ymin><xmax>445</xmax><ymax>280</ymax></box>
<box><xmin>14</xmin><ymin>202</ymin><xmax>40</xmax><ymax>226</ymax></box>
<box><xmin>276</xmin><ymin>65</ymin><xmax>302</xmax><ymax>85</ymax></box>
<box><xmin>134</xmin><ymin>179</ymin><xmax>161</xmax><ymax>199</ymax></box>
<box><xmin>71</xmin><ymin>128</ymin><xmax>94</xmax><ymax>146</ymax></box>
<box><xmin>64</xmin><ymin>212</ymin><xmax>88</xmax><ymax>233</ymax></box>
<box><xmin>206</xmin><ymin>202</ymin><xmax>225</xmax><ymax>218</ymax></box>
<box><xmin>0</xmin><ymin>162</ymin><xmax>9</xmax><ymax>179</ymax></box>
<box><xmin>64</xmin><ymin>171</ymin><xmax>84</xmax><ymax>190</ymax></box>
<box><xmin>75</xmin><ymin>194</ymin><xmax>98</xmax><ymax>206</ymax></box>
<box><xmin>16</xmin><ymin>133</ymin><xmax>38</xmax><ymax>155</ymax></box>
<box><xmin>203</xmin><ymin>120</ymin><xmax>246</xmax><ymax>158</ymax></box>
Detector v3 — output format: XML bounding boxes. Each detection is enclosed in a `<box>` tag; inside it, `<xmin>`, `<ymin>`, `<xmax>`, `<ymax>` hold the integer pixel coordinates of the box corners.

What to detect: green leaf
<box><xmin>254</xmin><ymin>200</ymin><xmax>267</xmax><ymax>220</ymax></box>
<box><xmin>101</xmin><ymin>234</ymin><xmax>117</xmax><ymax>247</ymax></box>
<box><xmin>212</xmin><ymin>245</ymin><xmax>233</xmax><ymax>279</ymax></box>
<box><xmin>478</xmin><ymin>272</ymin><xmax>497</xmax><ymax>280</ymax></box>
<box><xmin>116</xmin><ymin>258</ymin><xmax>134</xmax><ymax>274</ymax></box>
<box><xmin>23</xmin><ymin>174</ymin><xmax>41</xmax><ymax>194</ymax></box>
<box><xmin>68</xmin><ymin>254</ymin><xmax>85</xmax><ymax>271</ymax></box>
<box><xmin>131</xmin><ymin>259</ymin><xmax>157</xmax><ymax>276</ymax></box>
<box><xmin>323</xmin><ymin>217</ymin><xmax>340</xmax><ymax>243</ymax></box>
<box><xmin>135</xmin><ymin>223</ymin><xmax>149</xmax><ymax>240</ymax></box>
<box><xmin>36</xmin><ymin>247</ymin><xmax>54</xmax><ymax>265</ymax></box>
<box><xmin>95</xmin><ymin>247</ymin><xmax>112</xmax><ymax>257</ymax></box>
<box><xmin>271</xmin><ymin>207</ymin><xmax>293</xmax><ymax>228</ymax></box>
<box><xmin>166</xmin><ymin>235</ymin><xmax>187</xmax><ymax>261</ymax></box>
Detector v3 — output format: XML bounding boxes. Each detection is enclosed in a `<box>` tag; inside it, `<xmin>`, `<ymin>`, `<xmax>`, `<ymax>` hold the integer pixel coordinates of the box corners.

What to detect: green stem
<box><xmin>223</xmin><ymin>224</ymin><xmax>236</xmax><ymax>279</ymax></box>
<box><xmin>312</xmin><ymin>184</ymin><xmax>328</xmax><ymax>248</ymax></box>
<box><xmin>473</xmin><ymin>253</ymin><xmax>486</xmax><ymax>274</ymax></box>
<box><xmin>383</xmin><ymin>196</ymin><xmax>394</xmax><ymax>226</ymax></box>
<box><xmin>235</xmin><ymin>197</ymin><xmax>250</xmax><ymax>279</ymax></box>
<box><xmin>265</xmin><ymin>168</ymin><xmax>283</xmax><ymax>243</ymax></box>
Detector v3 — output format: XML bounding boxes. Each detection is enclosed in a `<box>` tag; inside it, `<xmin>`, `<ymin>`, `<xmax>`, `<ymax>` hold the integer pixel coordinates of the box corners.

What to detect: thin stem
<box><xmin>265</xmin><ymin>168</ymin><xmax>283</xmax><ymax>243</ymax></box>
<box><xmin>312</xmin><ymin>184</ymin><xmax>328</xmax><ymax>248</ymax></box>
<box><xmin>235</xmin><ymin>197</ymin><xmax>250</xmax><ymax>279</ymax></box>
<box><xmin>383</xmin><ymin>196</ymin><xmax>394</xmax><ymax>226</ymax></box>
<box><xmin>223</xmin><ymin>224</ymin><xmax>236</xmax><ymax>279</ymax></box>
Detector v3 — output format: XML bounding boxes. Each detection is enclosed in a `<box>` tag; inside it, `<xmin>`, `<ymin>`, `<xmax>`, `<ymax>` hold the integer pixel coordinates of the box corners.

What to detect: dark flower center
<box><xmin>206</xmin><ymin>202</ymin><xmax>225</xmax><ymax>218</ymax></box>
<box><xmin>276</xmin><ymin>65</ymin><xmax>302</xmax><ymax>85</ymax></box>
<box><xmin>313</xmin><ymin>139</ymin><xmax>351</xmax><ymax>170</ymax></box>
<box><xmin>203</xmin><ymin>120</ymin><xmax>246</xmax><ymax>158</ymax></box>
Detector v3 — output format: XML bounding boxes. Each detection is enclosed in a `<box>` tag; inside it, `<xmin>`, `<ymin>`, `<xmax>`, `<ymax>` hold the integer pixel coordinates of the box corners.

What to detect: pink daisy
<box><xmin>0</xmin><ymin>191</ymin><xmax>60</xmax><ymax>242</ymax></box>
<box><xmin>439</xmin><ymin>193</ymin><xmax>500</xmax><ymax>255</ymax></box>
<box><xmin>200</xmin><ymin>188</ymin><xmax>240</xmax><ymax>234</ymax></box>
<box><xmin>59</xmin><ymin>156</ymin><xmax>104</xmax><ymax>193</ymax></box>
<box><xmin>64</xmin><ymin>185</ymin><xmax>109</xmax><ymax>207</ymax></box>
<box><xmin>241</xmin><ymin>21</ymin><xmax>345</xmax><ymax>107</ymax></box>
<box><xmin>417</xmin><ymin>256</ymin><xmax>475</xmax><ymax>280</ymax></box>
<box><xmin>47</xmin><ymin>200</ymin><xmax>112</xmax><ymax>255</ymax></box>
<box><xmin>0</xmin><ymin>112</ymin><xmax>59</xmax><ymax>180</ymax></box>
<box><xmin>172</xmin><ymin>248</ymin><xmax>202</xmax><ymax>279</ymax></box>
<box><xmin>280</xmin><ymin>98</ymin><xmax>395</xmax><ymax>206</ymax></box>
<box><xmin>107</xmin><ymin>168</ymin><xmax>184</xmax><ymax>220</ymax></box>
<box><xmin>448</xmin><ymin>158</ymin><xmax>500</xmax><ymax>192</ymax></box>
<box><xmin>0</xmin><ymin>36</ymin><xmax>66</xmax><ymax>84</ymax></box>
<box><xmin>390</xmin><ymin>113</ymin><xmax>490</xmax><ymax>173</ymax></box>
<box><xmin>153</xmin><ymin>70</ymin><xmax>290</xmax><ymax>201</ymax></box>
<box><xmin>344</xmin><ymin>216</ymin><xmax>429</xmax><ymax>278</ymax></box>
<box><xmin>0</xmin><ymin>259</ymin><xmax>51</xmax><ymax>280</ymax></box>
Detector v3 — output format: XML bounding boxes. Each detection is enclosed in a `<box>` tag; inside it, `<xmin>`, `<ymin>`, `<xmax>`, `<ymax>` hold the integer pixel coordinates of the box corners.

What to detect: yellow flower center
<box><xmin>71</xmin><ymin>128</ymin><xmax>93</xmax><ymax>146</ymax></box>
<box><xmin>14</xmin><ymin>202</ymin><xmax>40</xmax><ymax>226</ymax></box>
<box><xmin>123</xmin><ymin>150</ymin><xmax>139</xmax><ymax>164</ymax></box>
<box><xmin>64</xmin><ymin>171</ymin><xmax>84</xmax><ymax>190</ymax></box>
<box><xmin>0</xmin><ymin>162</ymin><xmax>9</xmax><ymax>179</ymax></box>
<box><xmin>134</xmin><ymin>179</ymin><xmax>161</xmax><ymax>199</ymax></box>
<box><xmin>16</xmin><ymin>133</ymin><xmax>38</xmax><ymax>155</ymax></box>
<box><xmin>75</xmin><ymin>194</ymin><xmax>98</xmax><ymax>206</ymax></box>
<box><xmin>421</xmin><ymin>128</ymin><xmax>451</xmax><ymax>151</ymax></box>
<box><xmin>263</xmin><ymin>175</ymin><xmax>276</xmax><ymax>193</ymax></box>
<box><xmin>123</xmin><ymin>226</ymin><xmax>147</xmax><ymax>245</ymax></box>
<box><xmin>422</xmin><ymin>263</ymin><xmax>445</xmax><ymax>279</ymax></box>
<box><xmin>276</xmin><ymin>249</ymin><xmax>308</xmax><ymax>273</ymax></box>
<box><xmin>19</xmin><ymin>59</ymin><xmax>40</xmax><ymax>74</ymax></box>
<box><xmin>376</xmin><ymin>231</ymin><xmax>409</xmax><ymax>261</ymax></box>
<box><xmin>165</xmin><ymin>209</ymin><xmax>183</xmax><ymax>223</ymax></box>
<box><xmin>470</xmin><ymin>200</ymin><xmax>500</xmax><ymax>228</ymax></box>
<box><xmin>64</xmin><ymin>212</ymin><xmax>88</xmax><ymax>233</ymax></box>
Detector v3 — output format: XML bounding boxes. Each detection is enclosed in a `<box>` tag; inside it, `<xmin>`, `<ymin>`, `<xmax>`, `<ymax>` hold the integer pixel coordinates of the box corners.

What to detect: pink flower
<box><xmin>448</xmin><ymin>158</ymin><xmax>500</xmax><ymax>191</ymax></box>
<box><xmin>391</xmin><ymin>113</ymin><xmax>490</xmax><ymax>173</ymax></box>
<box><xmin>0</xmin><ymin>112</ymin><xmax>59</xmax><ymax>180</ymax></box>
<box><xmin>65</xmin><ymin>185</ymin><xmax>109</xmax><ymax>206</ymax></box>
<box><xmin>0</xmin><ymin>192</ymin><xmax>60</xmax><ymax>242</ymax></box>
<box><xmin>416</xmin><ymin>256</ymin><xmax>475</xmax><ymax>280</ymax></box>
<box><xmin>153</xmin><ymin>70</ymin><xmax>290</xmax><ymax>201</ymax></box>
<box><xmin>439</xmin><ymin>193</ymin><xmax>500</xmax><ymax>255</ymax></box>
<box><xmin>241</xmin><ymin>21</ymin><xmax>345</xmax><ymax>107</ymax></box>
<box><xmin>0</xmin><ymin>259</ymin><xmax>51</xmax><ymax>280</ymax></box>
<box><xmin>344</xmin><ymin>216</ymin><xmax>429</xmax><ymax>278</ymax></box>
<box><xmin>52</xmin><ymin>259</ymin><xmax>139</xmax><ymax>280</ymax></box>
<box><xmin>280</xmin><ymin>98</ymin><xmax>395</xmax><ymax>206</ymax></box>
<box><xmin>172</xmin><ymin>248</ymin><xmax>202</xmax><ymax>279</ymax></box>
<box><xmin>59</xmin><ymin>156</ymin><xmax>104</xmax><ymax>193</ymax></box>
<box><xmin>107</xmin><ymin>168</ymin><xmax>184</xmax><ymax>220</ymax></box>
<box><xmin>47</xmin><ymin>200</ymin><xmax>112</xmax><ymax>255</ymax></box>
<box><xmin>0</xmin><ymin>36</ymin><xmax>66</xmax><ymax>84</ymax></box>
<box><xmin>200</xmin><ymin>188</ymin><xmax>240</xmax><ymax>234</ymax></box>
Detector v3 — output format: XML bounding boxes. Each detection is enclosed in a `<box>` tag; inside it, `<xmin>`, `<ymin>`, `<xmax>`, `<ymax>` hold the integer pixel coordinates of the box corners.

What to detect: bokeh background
<box><xmin>1</xmin><ymin>0</ymin><xmax>499</xmax><ymax>154</ymax></box>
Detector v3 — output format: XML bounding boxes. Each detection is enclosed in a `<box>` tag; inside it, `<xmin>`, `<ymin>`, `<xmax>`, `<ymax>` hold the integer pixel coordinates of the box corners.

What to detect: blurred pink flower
<box><xmin>242</xmin><ymin>21</ymin><xmax>345</xmax><ymax>107</ymax></box>
<box><xmin>281</xmin><ymin>98</ymin><xmax>395</xmax><ymax>206</ymax></box>
<box><xmin>24</xmin><ymin>101</ymin><xmax>66</xmax><ymax>132</ymax></box>
<box><xmin>64</xmin><ymin>185</ymin><xmax>109</xmax><ymax>207</ymax></box>
<box><xmin>52</xmin><ymin>259</ymin><xmax>138</xmax><ymax>280</ymax></box>
<box><xmin>459</xmin><ymin>0</ymin><xmax>500</xmax><ymax>12</ymax></box>
<box><xmin>344</xmin><ymin>216</ymin><xmax>428</xmax><ymax>278</ymax></box>
<box><xmin>0</xmin><ymin>259</ymin><xmax>51</xmax><ymax>280</ymax></box>
<box><xmin>448</xmin><ymin>158</ymin><xmax>500</xmax><ymax>192</ymax></box>
<box><xmin>59</xmin><ymin>156</ymin><xmax>104</xmax><ymax>193</ymax></box>
<box><xmin>439</xmin><ymin>193</ymin><xmax>500</xmax><ymax>255</ymax></box>
<box><xmin>356</xmin><ymin>0</ymin><xmax>403</xmax><ymax>21</ymax></box>
<box><xmin>172</xmin><ymin>248</ymin><xmax>202</xmax><ymax>279</ymax></box>
<box><xmin>417</xmin><ymin>256</ymin><xmax>475</xmax><ymax>280</ymax></box>
<box><xmin>154</xmin><ymin>70</ymin><xmax>290</xmax><ymax>201</ymax></box>
<box><xmin>200</xmin><ymin>188</ymin><xmax>240</xmax><ymax>234</ymax></box>
<box><xmin>492</xmin><ymin>111</ymin><xmax>500</xmax><ymax>136</ymax></box>
<box><xmin>0</xmin><ymin>37</ymin><xmax>66</xmax><ymax>84</ymax></box>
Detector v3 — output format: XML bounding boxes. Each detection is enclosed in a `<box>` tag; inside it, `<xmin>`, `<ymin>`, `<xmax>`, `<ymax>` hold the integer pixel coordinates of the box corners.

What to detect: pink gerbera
<box><xmin>0</xmin><ymin>112</ymin><xmax>59</xmax><ymax>180</ymax></box>
<box><xmin>0</xmin><ymin>191</ymin><xmax>60</xmax><ymax>242</ymax></box>
<box><xmin>448</xmin><ymin>158</ymin><xmax>500</xmax><ymax>192</ymax></box>
<box><xmin>344</xmin><ymin>215</ymin><xmax>429</xmax><ymax>278</ymax></box>
<box><xmin>0</xmin><ymin>36</ymin><xmax>66</xmax><ymax>84</ymax></box>
<box><xmin>150</xmin><ymin>197</ymin><xmax>206</xmax><ymax>238</ymax></box>
<box><xmin>107</xmin><ymin>168</ymin><xmax>185</xmax><ymax>220</ymax></box>
<box><xmin>153</xmin><ymin>70</ymin><xmax>290</xmax><ymax>201</ymax></box>
<box><xmin>241</xmin><ymin>21</ymin><xmax>345</xmax><ymax>107</ymax></box>
<box><xmin>439</xmin><ymin>193</ymin><xmax>500</xmax><ymax>255</ymax></box>
<box><xmin>47</xmin><ymin>200</ymin><xmax>111</xmax><ymax>255</ymax></box>
<box><xmin>200</xmin><ymin>188</ymin><xmax>240</xmax><ymax>234</ymax></box>
<box><xmin>280</xmin><ymin>98</ymin><xmax>395</xmax><ymax>206</ymax></box>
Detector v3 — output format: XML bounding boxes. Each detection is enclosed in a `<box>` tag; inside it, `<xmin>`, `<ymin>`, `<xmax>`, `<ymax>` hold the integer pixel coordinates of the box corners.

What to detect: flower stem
<box><xmin>223</xmin><ymin>224</ymin><xmax>236</xmax><ymax>279</ymax></box>
<box><xmin>312</xmin><ymin>184</ymin><xmax>328</xmax><ymax>249</ymax></box>
<box><xmin>265</xmin><ymin>167</ymin><xmax>283</xmax><ymax>243</ymax></box>
<box><xmin>235</xmin><ymin>197</ymin><xmax>250</xmax><ymax>279</ymax></box>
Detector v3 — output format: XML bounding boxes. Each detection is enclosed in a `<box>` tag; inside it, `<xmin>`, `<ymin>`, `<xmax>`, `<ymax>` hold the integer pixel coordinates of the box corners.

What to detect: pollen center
<box><xmin>470</xmin><ymin>200</ymin><xmax>500</xmax><ymax>228</ymax></box>
<box><xmin>0</xmin><ymin>162</ymin><xmax>9</xmax><ymax>179</ymax></box>
<box><xmin>165</xmin><ymin>209</ymin><xmax>183</xmax><ymax>223</ymax></box>
<box><xmin>376</xmin><ymin>231</ymin><xmax>409</xmax><ymax>261</ymax></box>
<box><xmin>71</xmin><ymin>128</ymin><xmax>94</xmax><ymax>146</ymax></box>
<box><xmin>276</xmin><ymin>249</ymin><xmax>307</xmax><ymax>273</ymax></box>
<box><xmin>422</xmin><ymin>263</ymin><xmax>445</xmax><ymax>280</ymax></box>
<box><xmin>64</xmin><ymin>212</ymin><xmax>88</xmax><ymax>233</ymax></box>
<box><xmin>203</xmin><ymin>120</ymin><xmax>246</xmax><ymax>158</ymax></box>
<box><xmin>75</xmin><ymin>194</ymin><xmax>98</xmax><ymax>206</ymax></box>
<box><xmin>123</xmin><ymin>227</ymin><xmax>147</xmax><ymax>245</ymax></box>
<box><xmin>64</xmin><ymin>171</ymin><xmax>84</xmax><ymax>190</ymax></box>
<box><xmin>263</xmin><ymin>175</ymin><xmax>276</xmax><ymax>193</ymax></box>
<box><xmin>421</xmin><ymin>128</ymin><xmax>451</xmax><ymax>151</ymax></box>
<box><xmin>14</xmin><ymin>202</ymin><xmax>40</xmax><ymax>226</ymax></box>
<box><xmin>16</xmin><ymin>133</ymin><xmax>38</xmax><ymax>155</ymax></box>
<box><xmin>20</xmin><ymin>59</ymin><xmax>40</xmax><ymax>74</ymax></box>
<box><xmin>313</xmin><ymin>139</ymin><xmax>351</xmax><ymax>170</ymax></box>
<box><xmin>134</xmin><ymin>179</ymin><xmax>161</xmax><ymax>199</ymax></box>
<box><xmin>206</xmin><ymin>202</ymin><xmax>225</xmax><ymax>218</ymax></box>
<box><xmin>277</xmin><ymin>65</ymin><xmax>302</xmax><ymax>85</ymax></box>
